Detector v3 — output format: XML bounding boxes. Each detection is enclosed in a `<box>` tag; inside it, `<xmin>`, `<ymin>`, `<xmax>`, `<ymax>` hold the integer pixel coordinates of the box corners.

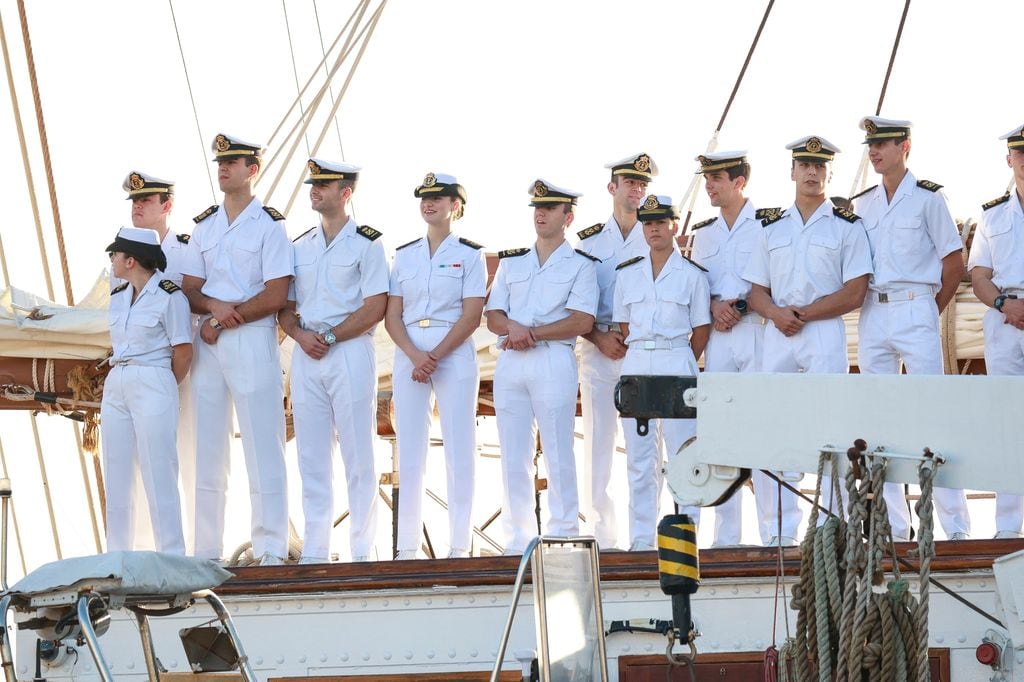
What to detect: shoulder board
<box><xmin>262</xmin><ymin>206</ymin><xmax>286</xmax><ymax>221</ymax></box>
<box><xmin>833</xmin><ymin>206</ymin><xmax>860</xmax><ymax>223</ymax></box>
<box><xmin>292</xmin><ymin>226</ymin><xmax>316</xmax><ymax>242</ymax></box>
<box><xmin>459</xmin><ymin>237</ymin><xmax>484</xmax><ymax>250</ymax></box>
<box><xmin>357</xmin><ymin>225</ymin><xmax>382</xmax><ymax>241</ymax></box>
<box><xmin>916</xmin><ymin>179</ymin><xmax>943</xmax><ymax>193</ymax></box>
<box><xmin>159</xmin><ymin>279</ymin><xmax>181</xmax><ymax>294</ymax></box>
<box><xmin>615</xmin><ymin>255</ymin><xmax>645</xmax><ymax>271</ymax></box>
<box><xmin>498</xmin><ymin>248</ymin><xmax>530</xmax><ymax>259</ymax></box>
<box><xmin>754</xmin><ymin>208</ymin><xmax>784</xmax><ymax>222</ymax></box>
<box><xmin>576</xmin><ymin>222</ymin><xmax>604</xmax><ymax>240</ymax></box>
<box><xmin>574</xmin><ymin>248</ymin><xmax>601</xmax><ymax>263</ymax></box>
<box><xmin>396</xmin><ymin>237</ymin><xmax>422</xmax><ymax>251</ymax></box>
<box><xmin>982</xmin><ymin>193</ymin><xmax>1011</xmax><ymax>211</ymax></box>
<box><xmin>192</xmin><ymin>205</ymin><xmax>219</xmax><ymax>224</ymax></box>
<box><xmin>176</xmin><ymin>233</ymin><xmax>190</xmax><ymax>244</ymax></box>
<box><xmin>850</xmin><ymin>185</ymin><xmax>877</xmax><ymax>201</ymax></box>
<box><xmin>761</xmin><ymin>211</ymin><xmax>786</xmax><ymax>227</ymax></box>
<box><xmin>691</xmin><ymin>217</ymin><xmax>716</xmax><ymax>230</ymax></box>
<box><xmin>682</xmin><ymin>255</ymin><xmax>709</xmax><ymax>273</ymax></box>
<box><xmin>110</xmin><ymin>282</ymin><xmax>129</xmax><ymax>295</ymax></box>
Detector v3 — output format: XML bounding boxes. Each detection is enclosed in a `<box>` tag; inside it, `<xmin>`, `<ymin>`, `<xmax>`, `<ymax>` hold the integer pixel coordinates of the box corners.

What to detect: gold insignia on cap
<box><xmin>534</xmin><ymin>181</ymin><xmax>549</xmax><ymax>197</ymax></box>
<box><xmin>864</xmin><ymin>119</ymin><xmax>878</xmax><ymax>135</ymax></box>
<box><xmin>642</xmin><ymin>195</ymin><xmax>659</xmax><ymax>210</ymax></box>
<box><xmin>129</xmin><ymin>173</ymin><xmax>145</xmax><ymax>190</ymax></box>
<box><xmin>805</xmin><ymin>138</ymin><xmax>822</xmax><ymax>153</ymax></box>
<box><xmin>634</xmin><ymin>154</ymin><xmax>651</xmax><ymax>172</ymax></box>
<box><xmin>308</xmin><ymin>160</ymin><xmax>321</xmax><ymax>174</ymax></box>
<box><xmin>697</xmin><ymin>155</ymin><xmax>709</xmax><ymax>166</ymax></box>
<box><xmin>215</xmin><ymin>135</ymin><xmax>230</xmax><ymax>152</ymax></box>
<box><xmin>423</xmin><ymin>172</ymin><xmax>437</xmax><ymax>188</ymax></box>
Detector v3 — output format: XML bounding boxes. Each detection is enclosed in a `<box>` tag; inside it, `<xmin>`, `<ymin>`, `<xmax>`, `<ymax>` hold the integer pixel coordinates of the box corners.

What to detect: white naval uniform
<box><xmin>967</xmin><ymin>191</ymin><xmax>1024</xmax><ymax>534</ymax></box>
<box><xmin>574</xmin><ymin>217</ymin><xmax>648</xmax><ymax>548</ymax></box>
<box><xmin>101</xmin><ymin>274</ymin><xmax>191</xmax><ymax>555</ymax></box>
<box><xmin>485</xmin><ymin>241</ymin><xmax>598</xmax><ymax>553</ymax></box>
<box><xmin>613</xmin><ymin>250</ymin><xmax>709</xmax><ymax>549</ymax></box>
<box><xmin>743</xmin><ymin>200</ymin><xmax>872</xmax><ymax>522</ymax></box>
<box><xmin>290</xmin><ymin>219</ymin><xmax>389</xmax><ymax>560</ymax></box>
<box><xmin>111</xmin><ymin>229</ymin><xmax>198</xmax><ymax>554</ymax></box>
<box><xmin>390</xmin><ymin>234</ymin><xmax>486</xmax><ymax>555</ymax></box>
<box><xmin>854</xmin><ymin>172</ymin><xmax>969</xmax><ymax>540</ymax></box>
<box><xmin>183</xmin><ymin>198</ymin><xmax>293</xmax><ymax>560</ymax></box>
<box><xmin>690</xmin><ymin>201</ymin><xmax>799</xmax><ymax>545</ymax></box>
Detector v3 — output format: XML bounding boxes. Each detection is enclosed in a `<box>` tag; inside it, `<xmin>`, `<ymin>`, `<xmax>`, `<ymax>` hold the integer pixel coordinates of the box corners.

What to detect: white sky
<box><xmin>0</xmin><ymin>0</ymin><xmax>1020</xmax><ymax>570</ymax></box>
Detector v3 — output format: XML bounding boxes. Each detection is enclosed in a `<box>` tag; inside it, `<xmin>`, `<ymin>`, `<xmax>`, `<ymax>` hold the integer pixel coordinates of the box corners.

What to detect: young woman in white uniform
<box><xmin>102</xmin><ymin>227</ymin><xmax>193</xmax><ymax>554</ymax></box>
<box><xmin>385</xmin><ymin>173</ymin><xmax>486</xmax><ymax>559</ymax></box>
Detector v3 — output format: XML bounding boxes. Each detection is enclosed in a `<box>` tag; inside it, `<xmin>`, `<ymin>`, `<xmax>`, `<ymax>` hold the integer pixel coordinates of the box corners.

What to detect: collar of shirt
<box><xmin>715</xmin><ymin>199</ymin><xmax>758</xmax><ymax>235</ymax></box>
<box><xmin>313</xmin><ymin>217</ymin><xmax>357</xmax><ymax>251</ymax></box>
<box><xmin>534</xmin><ymin>239</ymin><xmax>575</xmax><ymax>271</ymax></box>
<box><xmin>605</xmin><ymin>215</ymin><xmax>644</xmax><ymax>246</ymax></box>
<box><xmin>786</xmin><ymin>199</ymin><xmax>835</xmax><ymax>230</ymax></box>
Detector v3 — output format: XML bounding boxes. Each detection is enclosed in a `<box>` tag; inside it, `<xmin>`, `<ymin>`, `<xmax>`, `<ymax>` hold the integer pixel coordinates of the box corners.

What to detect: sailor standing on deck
<box><xmin>181</xmin><ymin>133</ymin><xmax>293</xmax><ymax>566</ymax></box>
<box><xmin>967</xmin><ymin>122</ymin><xmax>1024</xmax><ymax>539</ymax></box>
<box><xmin>278</xmin><ymin>159</ymin><xmax>389</xmax><ymax>563</ymax></box>
<box><xmin>119</xmin><ymin>172</ymin><xmax>198</xmax><ymax>554</ymax></box>
<box><xmin>102</xmin><ymin>227</ymin><xmax>192</xmax><ymax>554</ymax></box>
<box><xmin>851</xmin><ymin>116</ymin><xmax>968</xmax><ymax>542</ymax></box>
<box><xmin>613</xmin><ymin>194</ymin><xmax>710</xmax><ymax>551</ymax></box>
<box><xmin>575</xmin><ymin>153</ymin><xmax>656</xmax><ymax>551</ymax></box>
<box><xmin>688</xmin><ymin>152</ymin><xmax>800</xmax><ymax>548</ymax></box>
<box><xmin>743</xmin><ymin>136</ymin><xmax>872</xmax><ymax>537</ymax></box>
<box><xmin>485</xmin><ymin>180</ymin><xmax>598</xmax><ymax>554</ymax></box>
<box><xmin>386</xmin><ymin>173</ymin><xmax>485</xmax><ymax>560</ymax></box>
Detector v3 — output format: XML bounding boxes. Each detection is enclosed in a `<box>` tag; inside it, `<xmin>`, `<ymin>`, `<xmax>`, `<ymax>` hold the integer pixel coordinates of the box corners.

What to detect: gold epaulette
<box><xmin>396</xmin><ymin>237</ymin><xmax>422</xmax><ymax>250</ymax></box>
<box><xmin>754</xmin><ymin>208</ymin><xmax>783</xmax><ymax>221</ymax></box>
<box><xmin>916</xmin><ymin>179</ymin><xmax>943</xmax><ymax>193</ymax></box>
<box><xmin>761</xmin><ymin>211</ymin><xmax>786</xmax><ymax>227</ymax></box>
<box><xmin>690</xmin><ymin>217</ymin><xmax>716</xmax><ymax>230</ymax></box>
<box><xmin>682</xmin><ymin>255</ymin><xmax>708</xmax><ymax>273</ymax></box>
<box><xmin>498</xmin><ymin>248</ymin><xmax>530</xmax><ymax>259</ymax></box>
<box><xmin>176</xmin><ymin>233</ymin><xmax>190</xmax><ymax>244</ymax></box>
<box><xmin>982</xmin><ymin>193</ymin><xmax>1011</xmax><ymax>211</ymax></box>
<box><xmin>159</xmin><ymin>279</ymin><xmax>181</xmax><ymax>294</ymax></box>
<box><xmin>615</xmin><ymin>255</ymin><xmax>645</xmax><ymax>270</ymax></box>
<box><xmin>263</xmin><ymin>206</ymin><xmax>286</xmax><ymax>221</ymax></box>
<box><xmin>576</xmin><ymin>222</ymin><xmax>604</xmax><ymax>240</ymax></box>
<box><xmin>850</xmin><ymin>185</ymin><xmax>877</xmax><ymax>201</ymax></box>
<box><xmin>357</xmin><ymin>225</ymin><xmax>382</xmax><ymax>241</ymax></box>
<box><xmin>292</xmin><ymin>227</ymin><xmax>316</xmax><ymax>242</ymax></box>
<box><xmin>111</xmin><ymin>282</ymin><xmax>129</xmax><ymax>295</ymax></box>
<box><xmin>575</xmin><ymin>248</ymin><xmax>601</xmax><ymax>263</ymax></box>
<box><xmin>833</xmin><ymin>206</ymin><xmax>860</xmax><ymax>223</ymax></box>
<box><xmin>459</xmin><ymin>237</ymin><xmax>484</xmax><ymax>250</ymax></box>
<box><xmin>192</xmin><ymin>205</ymin><xmax>218</xmax><ymax>224</ymax></box>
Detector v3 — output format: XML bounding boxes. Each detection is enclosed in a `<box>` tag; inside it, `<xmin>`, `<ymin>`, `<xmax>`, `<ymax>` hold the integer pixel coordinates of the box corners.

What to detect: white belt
<box><xmin>1002</xmin><ymin>288</ymin><xmax>1024</xmax><ymax>296</ymax></box>
<box><xmin>409</xmin><ymin>319</ymin><xmax>454</xmax><ymax>328</ymax></box>
<box><xmin>739</xmin><ymin>312</ymin><xmax>766</xmax><ymax>326</ymax></box>
<box><xmin>109</xmin><ymin>358</ymin><xmax>168</xmax><ymax>369</ymax></box>
<box><xmin>534</xmin><ymin>340</ymin><xmax>575</xmax><ymax>349</ymax></box>
<box><xmin>595</xmin><ymin>323</ymin><xmax>622</xmax><ymax>333</ymax></box>
<box><xmin>629</xmin><ymin>338</ymin><xmax>690</xmax><ymax>350</ymax></box>
<box><xmin>873</xmin><ymin>286</ymin><xmax>934</xmax><ymax>303</ymax></box>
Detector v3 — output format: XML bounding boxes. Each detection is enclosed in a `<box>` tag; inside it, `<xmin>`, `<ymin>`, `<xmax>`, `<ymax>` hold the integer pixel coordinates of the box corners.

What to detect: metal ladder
<box><xmin>490</xmin><ymin>536</ymin><xmax>608</xmax><ymax>682</ymax></box>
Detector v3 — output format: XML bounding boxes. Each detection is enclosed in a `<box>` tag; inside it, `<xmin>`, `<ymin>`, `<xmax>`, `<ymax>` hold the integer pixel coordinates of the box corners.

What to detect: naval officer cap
<box><xmin>860</xmin><ymin>116</ymin><xmax>912</xmax><ymax>143</ymax></box>
<box><xmin>122</xmin><ymin>171</ymin><xmax>174</xmax><ymax>199</ymax></box>
<box><xmin>604</xmin><ymin>153</ymin><xmax>658</xmax><ymax>182</ymax></box>
<box><xmin>637</xmin><ymin>194</ymin><xmax>680</xmax><ymax>222</ymax></box>
<box><xmin>210</xmin><ymin>132</ymin><xmax>265</xmax><ymax>161</ymax></box>
<box><xmin>787</xmin><ymin>135</ymin><xmax>841</xmax><ymax>163</ymax></box>
<box><xmin>105</xmin><ymin>227</ymin><xmax>167</xmax><ymax>271</ymax></box>
<box><xmin>304</xmin><ymin>158</ymin><xmax>361</xmax><ymax>184</ymax></box>
<box><xmin>414</xmin><ymin>172</ymin><xmax>467</xmax><ymax>204</ymax></box>
<box><xmin>528</xmin><ymin>179</ymin><xmax>581</xmax><ymax>207</ymax></box>
<box><xmin>695</xmin><ymin>150</ymin><xmax>748</xmax><ymax>174</ymax></box>
<box><xmin>999</xmin><ymin>123</ymin><xmax>1024</xmax><ymax>150</ymax></box>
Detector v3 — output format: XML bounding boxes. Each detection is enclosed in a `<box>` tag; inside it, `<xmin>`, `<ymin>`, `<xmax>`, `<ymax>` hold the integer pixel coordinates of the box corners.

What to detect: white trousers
<box><xmin>101</xmin><ymin>364</ymin><xmax>185</xmax><ymax>554</ymax></box>
<box><xmin>292</xmin><ymin>334</ymin><xmax>378</xmax><ymax>559</ymax></box>
<box><xmin>859</xmin><ymin>295</ymin><xmax>970</xmax><ymax>539</ymax></box>
<box><xmin>578</xmin><ymin>341</ymin><xmax>624</xmax><ymax>548</ymax></box>
<box><xmin>192</xmin><ymin>324</ymin><xmax>288</xmax><ymax>560</ymax></box>
<box><xmin>494</xmin><ymin>343</ymin><xmax>580</xmax><ymax>553</ymax></box>
<box><xmin>620</xmin><ymin>347</ymin><xmax>701</xmax><ymax>548</ymax></box>
<box><xmin>394</xmin><ymin>326</ymin><xmax>478</xmax><ymax>554</ymax></box>
<box><xmin>984</xmin><ymin>307</ymin><xmax>1024</xmax><ymax>534</ymax></box>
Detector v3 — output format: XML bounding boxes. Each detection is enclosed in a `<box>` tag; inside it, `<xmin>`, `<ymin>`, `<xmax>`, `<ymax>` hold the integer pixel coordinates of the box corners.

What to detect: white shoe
<box><xmin>351</xmin><ymin>555</ymin><xmax>370</xmax><ymax>562</ymax></box>
<box><xmin>298</xmin><ymin>556</ymin><xmax>328</xmax><ymax>565</ymax></box>
<box><xmin>948</xmin><ymin>531</ymin><xmax>970</xmax><ymax>541</ymax></box>
<box><xmin>258</xmin><ymin>553</ymin><xmax>285</xmax><ymax>567</ymax></box>
<box><xmin>994</xmin><ymin>530</ymin><xmax>1023</xmax><ymax>539</ymax></box>
<box><xmin>766</xmin><ymin>536</ymin><xmax>798</xmax><ymax>548</ymax></box>
<box><xmin>395</xmin><ymin>550</ymin><xmax>418</xmax><ymax>560</ymax></box>
<box><xmin>629</xmin><ymin>541</ymin><xmax>656</xmax><ymax>552</ymax></box>
<box><xmin>446</xmin><ymin>549</ymin><xmax>470</xmax><ymax>559</ymax></box>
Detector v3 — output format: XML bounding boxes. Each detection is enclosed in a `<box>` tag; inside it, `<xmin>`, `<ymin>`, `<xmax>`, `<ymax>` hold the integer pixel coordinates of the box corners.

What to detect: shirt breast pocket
<box><xmin>293</xmin><ymin>254</ymin><xmax>317</xmax><ymax>301</ymax></box>
<box><xmin>540</xmin><ymin>270</ymin><xmax>576</xmax><ymax>315</ymax></box>
<box><xmin>328</xmin><ymin>252</ymin><xmax>361</xmax><ymax>293</ymax></box>
<box><xmin>433</xmin><ymin>265</ymin><xmax>465</xmax><ymax>303</ymax></box>
<box><xmin>893</xmin><ymin>217</ymin><xmax>924</xmax><ymax>255</ymax></box>
<box><xmin>506</xmin><ymin>269</ymin><xmax>533</xmax><ymax>313</ymax></box>
<box><xmin>807</xmin><ymin>234</ymin><xmax>840</xmax><ymax>278</ymax></box>
<box><xmin>767</xmin><ymin>234</ymin><xmax>794</xmax><ymax>276</ymax></box>
<box><xmin>987</xmin><ymin>221</ymin><xmax>1016</xmax><ymax>271</ymax></box>
<box><xmin>127</xmin><ymin>311</ymin><xmax>163</xmax><ymax>345</ymax></box>
<box><xmin>230</xmin><ymin>240</ymin><xmax>262</xmax><ymax>283</ymax></box>
<box><xmin>657</xmin><ymin>287</ymin><xmax>692</xmax><ymax>332</ymax></box>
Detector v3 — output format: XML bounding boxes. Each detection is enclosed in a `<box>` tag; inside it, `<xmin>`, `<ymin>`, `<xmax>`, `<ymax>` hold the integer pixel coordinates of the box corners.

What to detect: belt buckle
<box><xmin>642</xmin><ymin>340</ymin><xmax>656</xmax><ymax>350</ymax></box>
<box><xmin>878</xmin><ymin>293</ymin><xmax>889</xmax><ymax>303</ymax></box>
<box><xmin>418</xmin><ymin>319</ymin><xmax>430</xmax><ymax>328</ymax></box>
<box><xmin>906</xmin><ymin>291</ymin><xmax>914</xmax><ymax>300</ymax></box>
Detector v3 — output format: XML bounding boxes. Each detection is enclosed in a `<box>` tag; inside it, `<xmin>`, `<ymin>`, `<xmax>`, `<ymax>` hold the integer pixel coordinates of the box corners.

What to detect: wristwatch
<box><xmin>209</xmin><ymin>317</ymin><xmax>222</xmax><ymax>330</ymax></box>
<box><xmin>323</xmin><ymin>330</ymin><xmax>337</xmax><ymax>346</ymax></box>
<box><xmin>994</xmin><ymin>294</ymin><xmax>1018</xmax><ymax>312</ymax></box>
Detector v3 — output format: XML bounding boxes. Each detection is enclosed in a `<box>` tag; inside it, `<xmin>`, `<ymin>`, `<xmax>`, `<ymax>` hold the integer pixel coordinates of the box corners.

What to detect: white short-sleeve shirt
<box><xmin>743</xmin><ymin>200</ymin><xmax>873</xmax><ymax>307</ymax></box>
<box><xmin>852</xmin><ymin>170</ymin><xmax>962</xmax><ymax>292</ymax></box>
<box><xmin>967</xmin><ymin>192</ymin><xmax>1024</xmax><ymax>291</ymax></box>
<box><xmin>612</xmin><ymin>250</ymin><xmax>711</xmax><ymax>343</ymax></box>
<box><xmin>574</xmin><ymin>216</ymin><xmax>648</xmax><ymax>324</ymax></box>
<box><xmin>289</xmin><ymin>218</ymin><xmax>390</xmax><ymax>332</ymax></box>
<box><xmin>182</xmin><ymin>198</ymin><xmax>293</xmax><ymax>305</ymax></box>
<box><xmin>689</xmin><ymin>200</ymin><xmax>764</xmax><ymax>301</ymax></box>
<box><xmin>485</xmin><ymin>240</ymin><xmax>598</xmax><ymax>327</ymax></box>
<box><xmin>388</xmin><ymin>233</ymin><xmax>487</xmax><ymax>325</ymax></box>
<box><xmin>108</xmin><ymin>275</ymin><xmax>193</xmax><ymax>368</ymax></box>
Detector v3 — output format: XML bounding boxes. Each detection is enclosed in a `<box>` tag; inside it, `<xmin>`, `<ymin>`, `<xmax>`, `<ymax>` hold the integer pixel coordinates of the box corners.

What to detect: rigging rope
<box><xmin>0</xmin><ymin>435</ymin><xmax>28</xmax><ymax>575</ymax></box>
<box><xmin>281</xmin><ymin>0</ymin><xmax>311</xmax><ymax>157</ymax></box>
<box><xmin>313</xmin><ymin>0</ymin><xmax>348</xmax><ymax>160</ymax></box>
<box><xmin>29</xmin><ymin>411</ymin><xmax>62</xmax><ymax>560</ymax></box>
<box><xmin>167</xmin><ymin>0</ymin><xmax>217</xmax><ymax>204</ymax></box>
